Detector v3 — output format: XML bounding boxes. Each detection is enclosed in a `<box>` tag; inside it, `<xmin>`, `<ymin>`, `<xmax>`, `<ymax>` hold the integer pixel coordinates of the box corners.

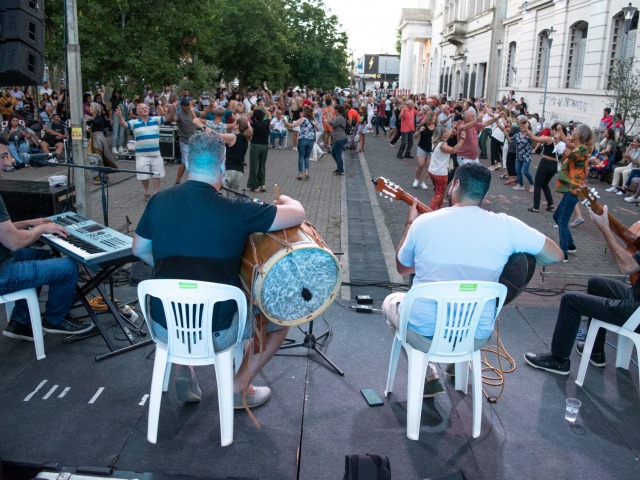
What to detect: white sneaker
<box><xmin>616</xmin><ymin>190</ymin><xmax>626</xmax><ymax>195</ymax></box>
<box><xmin>513</xmin><ymin>185</ymin><xmax>525</xmax><ymax>190</ymax></box>
<box><xmin>118</xmin><ymin>146</ymin><xmax>126</xmax><ymax>154</ymax></box>
<box><xmin>111</xmin><ymin>147</ymin><xmax>118</xmax><ymax>155</ymax></box>
<box><xmin>292</xmin><ymin>147</ymin><xmax>297</xmax><ymax>151</ymax></box>
<box><xmin>570</xmin><ymin>217</ymin><xmax>585</xmax><ymax>226</ymax></box>
<box><xmin>624</xmin><ymin>196</ymin><xmax>639</xmax><ymax>203</ymax></box>
<box><xmin>606</xmin><ymin>186</ymin><xmax>619</xmax><ymax>193</ymax></box>
<box><xmin>420</xmin><ymin>182</ymin><xmax>428</xmax><ymax>190</ymax></box>
<box><xmin>412</xmin><ymin>179</ymin><xmax>419</xmax><ymax>188</ymax></box>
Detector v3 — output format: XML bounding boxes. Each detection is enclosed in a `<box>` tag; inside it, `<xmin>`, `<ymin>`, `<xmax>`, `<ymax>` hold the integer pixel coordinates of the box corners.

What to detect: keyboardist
<box><xmin>0</xmin><ymin>184</ymin><xmax>93</xmax><ymax>340</ymax></box>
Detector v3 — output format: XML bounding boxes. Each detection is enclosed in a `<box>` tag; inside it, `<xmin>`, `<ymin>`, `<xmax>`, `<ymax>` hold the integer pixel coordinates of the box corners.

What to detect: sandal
<box><xmin>305</xmin><ymin>171</ymin><xmax>310</xmax><ymax>180</ymax></box>
<box><xmin>260</xmin><ymin>185</ymin><xmax>267</xmax><ymax>192</ymax></box>
<box><xmin>527</xmin><ymin>207</ymin><xmax>540</xmax><ymax>213</ymax></box>
<box><xmin>297</xmin><ymin>174</ymin><xmax>303</xmax><ymax>181</ymax></box>
<box><xmin>499</xmin><ymin>174</ymin><xmax>508</xmax><ymax>179</ymax></box>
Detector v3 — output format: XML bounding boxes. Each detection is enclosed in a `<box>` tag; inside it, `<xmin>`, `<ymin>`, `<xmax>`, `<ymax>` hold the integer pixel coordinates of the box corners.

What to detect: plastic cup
<box><xmin>565</xmin><ymin>398</ymin><xmax>581</xmax><ymax>423</ymax></box>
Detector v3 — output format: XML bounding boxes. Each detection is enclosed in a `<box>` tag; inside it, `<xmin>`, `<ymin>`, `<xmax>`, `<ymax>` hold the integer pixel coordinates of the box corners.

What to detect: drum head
<box><xmin>259</xmin><ymin>246</ymin><xmax>340</xmax><ymax>325</ymax></box>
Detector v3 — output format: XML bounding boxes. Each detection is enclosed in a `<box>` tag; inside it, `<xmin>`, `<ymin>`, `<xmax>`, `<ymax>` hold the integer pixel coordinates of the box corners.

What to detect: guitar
<box><xmin>372</xmin><ymin>177</ymin><xmax>536</xmax><ymax>304</ymax></box>
<box><xmin>576</xmin><ymin>184</ymin><xmax>640</xmax><ymax>284</ymax></box>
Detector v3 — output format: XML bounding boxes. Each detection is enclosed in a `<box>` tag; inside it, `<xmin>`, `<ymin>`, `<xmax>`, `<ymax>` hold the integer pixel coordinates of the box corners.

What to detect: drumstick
<box><xmin>274</xmin><ymin>184</ymin><xmax>280</xmax><ymax>200</ymax></box>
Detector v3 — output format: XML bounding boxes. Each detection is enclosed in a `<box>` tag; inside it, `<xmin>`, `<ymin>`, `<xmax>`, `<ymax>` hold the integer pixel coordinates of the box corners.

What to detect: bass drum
<box><xmin>240</xmin><ymin>221</ymin><xmax>342</xmax><ymax>326</ymax></box>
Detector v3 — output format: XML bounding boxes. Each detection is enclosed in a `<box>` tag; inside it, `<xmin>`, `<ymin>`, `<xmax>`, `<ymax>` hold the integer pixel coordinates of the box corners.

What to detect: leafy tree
<box><xmin>607</xmin><ymin>56</ymin><xmax>640</xmax><ymax>144</ymax></box>
<box><xmin>283</xmin><ymin>0</ymin><xmax>349</xmax><ymax>90</ymax></box>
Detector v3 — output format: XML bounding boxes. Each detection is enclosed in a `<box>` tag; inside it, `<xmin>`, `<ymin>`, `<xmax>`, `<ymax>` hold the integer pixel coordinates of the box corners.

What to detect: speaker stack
<box><xmin>0</xmin><ymin>0</ymin><xmax>45</xmax><ymax>86</ymax></box>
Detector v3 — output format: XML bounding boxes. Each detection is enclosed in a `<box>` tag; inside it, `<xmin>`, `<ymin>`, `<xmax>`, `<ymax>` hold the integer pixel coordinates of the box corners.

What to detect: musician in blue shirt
<box><xmin>0</xmin><ymin>153</ymin><xmax>93</xmax><ymax>340</ymax></box>
<box><xmin>133</xmin><ymin>131</ymin><xmax>305</xmax><ymax>408</ymax></box>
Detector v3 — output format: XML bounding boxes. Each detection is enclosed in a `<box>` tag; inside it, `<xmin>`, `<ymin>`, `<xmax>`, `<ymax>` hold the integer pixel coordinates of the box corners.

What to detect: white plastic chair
<box><xmin>385</xmin><ymin>281</ymin><xmax>507</xmax><ymax>440</ymax></box>
<box><xmin>137</xmin><ymin>279</ymin><xmax>247</xmax><ymax>446</ymax></box>
<box><xmin>0</xmin><ymin>288</ymin><xmax>45</xmax><ymax>360</ymax></box>
<box><xmin>575</xmin><ymin>307</ymin><xmax>640</xmax><ymax>388</ymax></box>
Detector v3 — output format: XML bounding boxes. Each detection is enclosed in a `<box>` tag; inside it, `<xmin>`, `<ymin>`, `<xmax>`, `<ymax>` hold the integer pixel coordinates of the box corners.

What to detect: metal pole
<box><xmin>615</xmin><ymin>31</ymin><xmax>629</xmax><ymax>116</ymax></box>
<box><xmin>541</xmin><ymin>36</ymin><xmax>553</xmax><ymax>126</ymax></box>
<box><xmin>65</xmin><ymin>0</ymin><xmax>90</xmax><ymax>217</ymax></box>
<box><xmin>494</xmin><ymin>47</ymin><xmax>501</xmax><ymax>105</ymax></box>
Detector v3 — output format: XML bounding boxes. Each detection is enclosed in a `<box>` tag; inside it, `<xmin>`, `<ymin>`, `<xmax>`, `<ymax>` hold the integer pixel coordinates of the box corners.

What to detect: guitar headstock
<box><xmin>576</xmin><ymin>184</ymin><xmax>602</xmax><ymax>212</ymax></box>
<box><xmin>373</xmin><ymin>177</ymin><xmax>404</xmax><ymax>202</ymax></box>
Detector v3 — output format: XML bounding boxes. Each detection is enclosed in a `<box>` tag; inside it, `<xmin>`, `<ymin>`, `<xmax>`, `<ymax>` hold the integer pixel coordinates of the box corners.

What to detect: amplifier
<box><xmin>0</xmin><ymin>180</ymin><xmax>75</xmax><ymax>221</ymax></box>
<box><xmin>159</xmin><ymin>126</ymin><xmax>177</xmax><ymax>161</ymax></box>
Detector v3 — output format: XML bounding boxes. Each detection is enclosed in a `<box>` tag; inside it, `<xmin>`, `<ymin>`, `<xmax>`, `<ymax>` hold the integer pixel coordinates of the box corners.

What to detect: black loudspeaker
<box><xmin>0</xmin><ymin>0</ymin><xmax>45</xmax><ymax>86</ymax></box>
<box><xmin>0</xmin><ymin>180</ymin><xmax>75</xmax><ymax>222</ymax></box>
<box><xmin>159</xmin><ymin>126</ymin><xmax>176</xmax><ymax>161</ymax></box>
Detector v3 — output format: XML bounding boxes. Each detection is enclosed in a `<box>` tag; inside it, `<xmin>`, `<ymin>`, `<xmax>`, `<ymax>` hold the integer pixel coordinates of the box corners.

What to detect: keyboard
<box><xmin>42</xmin><ymin>212</ymin><xmax>134</xmax><ymax>268</ymax></box>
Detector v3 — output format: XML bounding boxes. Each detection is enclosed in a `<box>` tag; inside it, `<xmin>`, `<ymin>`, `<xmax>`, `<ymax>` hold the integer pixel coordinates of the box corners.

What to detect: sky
<box><xmin>321</xmin><ymin>0</ymin><xmax>424</xmax><ymax>57</ymax></box>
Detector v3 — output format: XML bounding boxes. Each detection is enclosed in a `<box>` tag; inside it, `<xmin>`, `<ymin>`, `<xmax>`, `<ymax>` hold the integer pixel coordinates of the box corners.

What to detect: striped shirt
<box><xmin>126</xmin><ymin>116</ymin><xmax>164</xmax><ymax>157</ymax></box>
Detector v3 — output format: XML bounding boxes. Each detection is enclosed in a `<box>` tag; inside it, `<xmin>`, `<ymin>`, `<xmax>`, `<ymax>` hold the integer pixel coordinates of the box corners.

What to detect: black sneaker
<box><xmin>567</xmin><ymin>246</ymin><xmax>577</xmax><ymax>253</ymax></box>
<box><xmin>3</xmin><ymin>320</ymin><xmax>35</xmax><ymax>341</ymax></box>
<box><xmin>576</xmin><ymin>342</ymin><xmax>606</xmax><ymax>367</ymax></box>
<box><xmin>524</xmin><ymin>352</ymin><xmax>570</xmax><ymax>375</ymax></box>
<box><xmin>42</xmin><ymin>315</ymin><xmax>94</xmax><ymax>335</ymax></box>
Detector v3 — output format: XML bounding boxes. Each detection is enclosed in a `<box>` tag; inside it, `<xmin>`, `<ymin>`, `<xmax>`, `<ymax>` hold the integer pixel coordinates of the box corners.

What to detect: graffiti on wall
<box><xmin>538</xmin><ymin>95</ymin><xmax>590</xmax><ymax>112</ymax></box>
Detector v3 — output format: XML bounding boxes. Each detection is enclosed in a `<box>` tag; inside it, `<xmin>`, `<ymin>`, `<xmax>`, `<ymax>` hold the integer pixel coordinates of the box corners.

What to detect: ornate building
<box><xmin>398</xmin><ymin>0</ymin><xmax>639</xmax><ymax>127</ymax></box>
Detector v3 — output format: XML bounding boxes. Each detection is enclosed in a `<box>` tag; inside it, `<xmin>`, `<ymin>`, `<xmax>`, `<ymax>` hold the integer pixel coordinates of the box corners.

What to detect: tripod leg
<box><xmin>310</xmin><ymin>344</ymin><xmax>345</xmax><ymax>376</ymax></box>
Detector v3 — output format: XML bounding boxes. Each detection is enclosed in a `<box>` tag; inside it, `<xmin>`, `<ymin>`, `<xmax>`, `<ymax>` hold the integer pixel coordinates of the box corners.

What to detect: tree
<box><xmin>283</xmin><ymin>0</ymin><xmax>349</xmax><ymax>90</ymax></box>
<box><xmin>607</xmin><ymin>56</ymin><xmax>640</xmax><ymax>144</ymax></box>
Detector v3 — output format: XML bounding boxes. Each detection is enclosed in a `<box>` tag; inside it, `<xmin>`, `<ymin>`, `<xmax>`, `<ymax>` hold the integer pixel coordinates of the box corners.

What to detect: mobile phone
<box><xmin>361</xmin><ymin>388</ymin><xmax>383</xmax><ymax>407</ymax></box>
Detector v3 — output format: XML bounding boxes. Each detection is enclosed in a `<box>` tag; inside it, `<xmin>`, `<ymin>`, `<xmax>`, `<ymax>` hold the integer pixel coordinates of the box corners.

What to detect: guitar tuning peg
<box><xmin>389</xmin><ymin>197</ymin><xmax>393</xmax><ymax>202</ymax></box>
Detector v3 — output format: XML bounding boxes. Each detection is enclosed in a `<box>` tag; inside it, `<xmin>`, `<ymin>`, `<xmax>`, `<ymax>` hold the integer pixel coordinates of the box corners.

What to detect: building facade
<box><xmin>398</xmin><ymin>0</ymin><xmax>639</xmax><ymax>128</ymax></box>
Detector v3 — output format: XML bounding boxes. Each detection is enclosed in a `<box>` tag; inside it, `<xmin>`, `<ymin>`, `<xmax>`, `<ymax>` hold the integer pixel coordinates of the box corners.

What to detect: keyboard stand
<box><xmin>64</xmin><ymin>255</ymin><xmax>153</xmax><ymax>361</ymax></box>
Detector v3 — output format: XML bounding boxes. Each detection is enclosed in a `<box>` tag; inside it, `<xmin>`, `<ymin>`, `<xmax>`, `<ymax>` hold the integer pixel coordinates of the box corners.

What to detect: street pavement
<box><xmin>4</xmin><ymin>132</ymin><xmax>639</xmax><ymax>311</ymax></box>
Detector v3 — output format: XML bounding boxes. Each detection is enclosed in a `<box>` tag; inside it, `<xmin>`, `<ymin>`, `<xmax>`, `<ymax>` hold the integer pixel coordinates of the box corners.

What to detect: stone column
<box><xmin>402</xmin><ymin>37</ymin><xmax>415</xmax><ymax>91</ymax></box>
<box><xmin>398</xmin><ymin>40</ymin><xmax>407</xmax><ymax>91</ymax></box>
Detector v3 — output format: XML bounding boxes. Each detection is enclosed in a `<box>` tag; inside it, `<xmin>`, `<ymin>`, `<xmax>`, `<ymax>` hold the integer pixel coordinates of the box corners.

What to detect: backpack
<box><xmin>344</xmin><ymin>118</ymin><xmax>353</xmax><ymax>136</ymax></box>
<box><xmin>343</xmin><ymin>454</ymin><xmax>391</xmax><ymax>480</ymax></box>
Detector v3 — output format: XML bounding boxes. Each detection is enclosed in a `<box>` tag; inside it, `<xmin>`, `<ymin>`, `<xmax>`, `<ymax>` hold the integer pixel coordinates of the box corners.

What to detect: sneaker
<box><xmin>118</xmin><ymin>146</ymin><xmax>126</xmax><ymax>154</ymax></box>
<box><xmin>570</xmin><ymin>217</ymin><xmax>584</xmax><ymax>227</ymax></box>
<box><xmin>420</xmin><ymin>182</ymin><xmax>428</xmax><ymax>190</ymax></box>
<box><xmin>277</xmin><ymin>145</ymin><xmax>282</xmax><ymax>149</ymax></box>
<box><xmin>42</xmin><ymin>315</ymin><xmax>94</xmax><ymax>335</ymax></box>
<box><xmin>175</xmin><ymin>366</ymin><xmax>202</xmax><ymax>402</ymax></box>
<box><xmin>523</xmin><ymin>352</ymin><xmax>570</xmax><ymax>375</ymax></box>
<box><xmin>333</xmin><ymin>169</ymin><xmax>344</xmax><ymax>176</ymax></box>
<box><xmin>513</xmin><ymin>185</ymin><xmax>525</xmax><ymax>190</ymax></box>
<box><xmin>4</xmin><ymin>166</ymin><xmax>15</xmax><ymax>172</ymax></box>
<box><xmin>111</xmin><ymin>147</ymin><xmax>118</xmax><ymax>155</ymax></box>
<box><xmin>423</xmin><ymin>377</ymin><xmax>445</xmax><ymax>398</ymax></box>
<box><xmin>576</xmin><ymin>342</ymin><xmax>606</xmax><ymax>367</ymax></box>
<box><xmin>624</xmin><ymin>196</ymin><xmax>640</xmax><ymax>203</ymax></box>
<box><xmin>269</xmin><ymin>144</ymin><xmax>275</xmax><ymax>149</ymax></box>
<box><xmin>404</xmin><ymin>155</ymin><xmax>414</xmax><ymax>159</ymax></box>
<box><xmin>529</xmin><ymin>185</ymin><xmax>535</xmax><ymax>193</ymax></box>
<box><xmin>563</xmin><ymin>254</ymin><xmax>569</xmax><ymax>263</ymax></box>
<box><xmin>234</xmin><ymin>385</ymin><xmax>271</xmax><ymax>409</ymax></box>
<box><xmin>567</xmin><ymin>246</ymin><xmax>577</xmax><ymax>253</ymax></box>
<box><xmin>412</xmin><ymin>179</ymin><xmax>419</xmax><ymax>188</ymax></box>
<box><xmin>3</xmin><ymin>320</ymin><xmax>37</xmax><ymax>341</ymax></box>
<box><xmin>292</xmin><ymin>147</ymin><xmax>297</xmax><ymax>151</ymax></box>
<box><xmin>616</xmin><ymin>190</ymin><xmax>626</xmax><ymax>196</ymax></box>
<box><xmin>606</xmin><ymin>186</ymin><xmax>619</xmax><ymax>193</ymax></box>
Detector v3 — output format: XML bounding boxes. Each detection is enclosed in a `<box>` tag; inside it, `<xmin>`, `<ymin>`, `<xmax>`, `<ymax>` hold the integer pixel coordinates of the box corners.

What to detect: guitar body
<box><xmin>373</xmin><ymin>177</ymin><xmax>536</xmax><ymax>304</ymax></box>
<box><xmin>628</xmin><ymin>221</ymin><xmax>640</xmax><ymax>285</ymax></box>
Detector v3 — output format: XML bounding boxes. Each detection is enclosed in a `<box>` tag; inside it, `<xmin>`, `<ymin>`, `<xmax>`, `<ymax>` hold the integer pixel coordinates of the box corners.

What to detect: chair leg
<box><xmin>234</xmin><ymin>340</ymin><xmax>244</xmax><ymax>374</ymax></box>
<box><xmin>385</xmin><ymin>337</ymin><xmax>402</xmax><ymax>397</ymax></box>
<box><xmin>162</xmin><ymin>362</ymin><xmax>172</xmax><ymax>392</ymax></box>
<box><xmin>24</xmin><ymin>293</ymin><xmax>45</xmax><ymax>360</ymax></box>
<box><xmin>471</xmin><ymin>351</ymin><xmax>482</xmax><ymax>438</ymax></box>
<box><xmin>615</xmin><ymin>336</ymin><xmax>635</xmax><ymax>369</ymax></box>
<box><xmin>455</xmin><ymin>361</ymin><xmax>470</xmax><ymax>394</ymax></box>
<box><xmin>215</xmin><ymin>348</ymin><xmax>235</xmax><ymax>447</ymax></box>
<box><xmin>147</xmin><ymin>347</ymin><xmax>168</xmax><ymax>444</ymax></box>
<box><xmin>406</xmin><ymin>348</ymin><xmax>429</xmax><ymax>441</ymax></box>
<box><xmin>576</xmin><ymin>324</ymin><xmax>601</xmax><ymax>387</ymax></box>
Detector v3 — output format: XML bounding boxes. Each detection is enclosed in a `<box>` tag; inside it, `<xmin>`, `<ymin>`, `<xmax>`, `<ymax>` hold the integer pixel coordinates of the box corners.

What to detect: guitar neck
<box><xmin>589</xmin><ymin>201</ymin><xmax>640</xmax><ymax>248</ymax></box>
<box><xmin>398</xmin><ymin>191</ymin><xmax>433</xmax><ymax>214</ymax></box>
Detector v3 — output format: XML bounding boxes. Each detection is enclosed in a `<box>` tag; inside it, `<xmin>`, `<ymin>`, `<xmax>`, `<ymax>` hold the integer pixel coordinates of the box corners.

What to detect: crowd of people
<box><xmin>2</xmin><ymin>77</ymin><xmax>640</xmax><ymax>415</ymax></box>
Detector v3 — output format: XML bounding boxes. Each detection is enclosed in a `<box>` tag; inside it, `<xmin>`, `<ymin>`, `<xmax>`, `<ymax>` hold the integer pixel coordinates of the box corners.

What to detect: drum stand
<box><xmin>279</xmin><ymin>320</ymin><xmax>344</xmax><ymax>376</ymax></box>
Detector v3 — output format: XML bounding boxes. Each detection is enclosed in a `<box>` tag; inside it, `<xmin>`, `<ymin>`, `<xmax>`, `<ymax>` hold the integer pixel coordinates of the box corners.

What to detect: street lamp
<box><xmin>495</xmin><ymin>40</ymin><xmax>502</xmax><ymax>105</ymax></box>
<box><xmin>540</xmin><ymin>26</ymin><xmax>555</xmax><ymax>127</ymax></box>
<box><xmin>615</xmin><ymin>4</ymin><xmax>638</xmax><ymax>118</ymax></box>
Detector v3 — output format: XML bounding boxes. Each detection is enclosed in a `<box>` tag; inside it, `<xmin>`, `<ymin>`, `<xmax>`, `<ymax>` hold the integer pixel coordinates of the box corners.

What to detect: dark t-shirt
<box><xmin>43</xmin><ymin>122</ymin><xmax>66</xmax><ymax>145</ymax></box>
<box><xmin>251</xmin><ymin>119</ymin><xmax>270</xmax><ymax>145</ymax></box>
<box><xmin>0</xmin><ymin>196</ymin><xmax>12</xmax><ymax>269</ymax></box>
<box><xmin>135</xmin><ymin>181</ymin><xmax>277</xmax><ymax>331</ymax></box>
<box><xmin>417</xmin><ymin>126</ymin><xmax>435</xmax><ymax>153</ymax></box>
<box><xmin>226</xmin><ymin>134</ymin><xmax>249</xmax><ymax>172</ymax></box>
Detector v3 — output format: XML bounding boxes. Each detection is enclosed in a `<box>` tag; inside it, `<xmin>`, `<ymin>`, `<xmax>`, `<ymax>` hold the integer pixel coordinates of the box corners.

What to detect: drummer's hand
<box><xmin>407</xmin><ymin>197</ymin><xmax>420</xmax><ymax>224</ymax></box>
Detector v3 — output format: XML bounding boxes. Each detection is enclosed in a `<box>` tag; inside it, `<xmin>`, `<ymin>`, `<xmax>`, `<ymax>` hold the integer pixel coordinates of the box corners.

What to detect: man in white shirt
<box><xmin>383</xmin><ymin>163</ymin><xmax>563</xmax><ymax>396</ymax></box>
<box><xmin>10</xmin><ymin>87</ymin><xmax>25</xmax><ymax>109</ymax></box>
<box><xmin>489</xmin><ymin>108</ymin><xmax>506</xmax><ymax>170</ymax></box>
<box><xmin>38</xmin><ymin>82</ymin><xmax>53</xmax><ymax>97</ymax></box>
<box><xmin>269</xmin><ymin>110</ymin><xmax>287</xmax><ymax>149</ymax></box>
<box><xmin>243</xmin><ymin>91</ymin><xmax>257</xmax><ymax>114</ymax></box>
